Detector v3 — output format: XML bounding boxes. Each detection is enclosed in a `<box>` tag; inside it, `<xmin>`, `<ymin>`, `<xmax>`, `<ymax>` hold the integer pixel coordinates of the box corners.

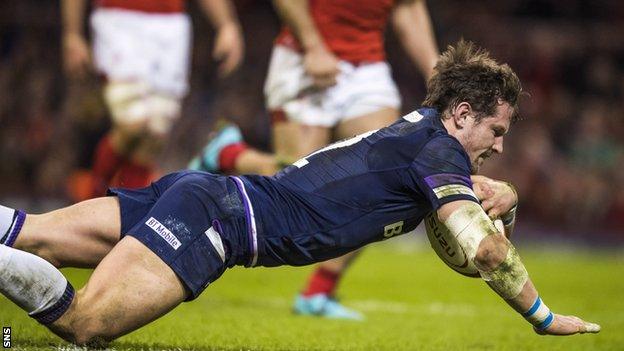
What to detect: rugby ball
<box><xmin>424</xmin><ymin>212</ymin><xmax>480</xmax><ymax>278</ymax></box>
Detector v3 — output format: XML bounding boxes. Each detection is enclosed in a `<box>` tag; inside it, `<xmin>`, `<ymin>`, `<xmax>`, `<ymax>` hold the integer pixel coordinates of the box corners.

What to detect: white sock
<box><xmin>0</xmin><ymin>245</ymin><xmax>74</xmax><ymax>324</ymax></box>
<box><xmin>0</xmin><ymin>205</ymin><xmax>16</xmax><ymax>238</ymax></box>
<box><xmin>0</xmin><ymin>206</ymin><xmax>25</xmax><ymax>247</ymax></box>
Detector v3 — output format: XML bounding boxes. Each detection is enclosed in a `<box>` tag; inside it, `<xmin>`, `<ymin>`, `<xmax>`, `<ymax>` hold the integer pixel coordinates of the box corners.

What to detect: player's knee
<box><xmin>65</xmin><ymin>302</ymin><xmax>116</xmax><ymax>346</ymax></box>
<box><xmin>105</xmin><ymin>81</ymin><xmax>180</xmax><ymax>139</ymax></box>
<box><xmin>144</xmin><ymin>94</ymin><xmax>180</xmax><ymax>136</ymax></box>
<box><xmin>114</xmin><ymin>119</ymin><xmax>148</xmax><ymax>138</ymax></box>
<box><xmin>69</xmin><ymin>327</ymin><xmax>111</xmax><ymax>348</ymax></box>
<box><xmin>474</xmin><ymin>234</ymin><xmax>509</xmax><ymax>271</ymax></box>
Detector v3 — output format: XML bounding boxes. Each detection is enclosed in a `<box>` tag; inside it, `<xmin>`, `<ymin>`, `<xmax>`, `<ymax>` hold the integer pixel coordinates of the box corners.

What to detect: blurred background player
<box><xmin>61</xmin><ymin>0</ymin><xmax>244</xmax><ymax>200</ymax></box>
<box><xmin>189</xmin><ymin>0</ymin><xmax>439</xmax><ymax>319</ymax></box>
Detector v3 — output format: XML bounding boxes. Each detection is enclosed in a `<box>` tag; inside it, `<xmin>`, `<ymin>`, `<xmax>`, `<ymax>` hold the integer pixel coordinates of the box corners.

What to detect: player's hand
<box><xmin>213</xmin><ymin>22</ymin><xmax>244</xmax><ymax>78</ymax></box>
<box><xmin>471</xmin><ymin>175</ymin><xmax>517</xmax><ymax>220</ymax></box>
<box><xmin>535</xmin><ymin>314</ymin><xmax>601</xmax><ymax>336</ymax></box>
<box><xmin>303</xmin><ymin>46</ymin><xmax>340</xmax><ymax>88</ymax></box>
<box><xmin>62</xmin><ymin>33</ymin><xmax>91</xmax><ymax>79</ymax></box>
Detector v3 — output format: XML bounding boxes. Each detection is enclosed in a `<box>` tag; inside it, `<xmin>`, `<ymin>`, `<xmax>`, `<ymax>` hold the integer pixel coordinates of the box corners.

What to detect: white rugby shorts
<box><xmin>264</xmin><ymin>45</ymin><xmax>401</xmax><ymax>127</ymax></box>
<box><xmin>90</xmin><ymin>8</ymin><xmax>191</xmax><ymax>98</ymax></box>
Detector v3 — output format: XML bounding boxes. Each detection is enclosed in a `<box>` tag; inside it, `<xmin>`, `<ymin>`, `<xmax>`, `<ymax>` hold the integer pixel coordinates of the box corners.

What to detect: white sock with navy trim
<box><xmin>0</xmin><ymin>205</ymin><xmax>16</xmax><ymax>240</ymax></box>
<box><xmin>0</xmin><ymin>205</ymin><xmax>25</xmax><ymax>247</ymax></box>
<box><xmin>0</xmin><ymin>245</ymin><xmax>74</xmax><ymax>324</ymax></box>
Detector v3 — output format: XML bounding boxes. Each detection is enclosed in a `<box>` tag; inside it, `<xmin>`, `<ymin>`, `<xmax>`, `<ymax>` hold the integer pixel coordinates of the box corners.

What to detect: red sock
<box><xmin>91</xmin><ymin>135</ymin><xmax>124</xmax><ymax>196</ymax></box>
<box><xmin>302</xmin><ymin>267</ymin><xmax>340</xmax><ymax>297</ymax></box>
<box><xmin>218</xmin><ymin>142</ymin><xmax>248</xmax><ymax>173</ymax></box>
<box><xmin>111</xmin><ymin>160</ymin><xmax>155</xmax><ymax>189</ymax></box>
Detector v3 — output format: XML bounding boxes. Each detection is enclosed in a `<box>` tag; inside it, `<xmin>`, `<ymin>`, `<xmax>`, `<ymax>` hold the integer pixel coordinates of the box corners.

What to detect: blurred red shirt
<box><xmin>95</xmin><ymin>0</ymin><xmax>184</xmax><ymax>13</ymax></box>
<box><xmin>276</xmin><ymin>0</ymin><xmax>395</xmax><ymax>63</ymax></box>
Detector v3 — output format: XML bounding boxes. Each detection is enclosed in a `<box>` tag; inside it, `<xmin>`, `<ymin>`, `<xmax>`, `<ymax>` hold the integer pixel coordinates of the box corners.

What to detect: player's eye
<box><xmin>492</xmin><ymin>127</ymin><xmax>505</xmax><ymax>137</ymax></box>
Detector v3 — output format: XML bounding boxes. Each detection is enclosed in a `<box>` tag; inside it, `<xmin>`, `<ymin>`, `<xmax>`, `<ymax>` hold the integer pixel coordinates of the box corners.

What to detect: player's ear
<box><xmin>452</xmin><ymin>102</ymin><xmax>473</xmax><ymax>129</ymax></box>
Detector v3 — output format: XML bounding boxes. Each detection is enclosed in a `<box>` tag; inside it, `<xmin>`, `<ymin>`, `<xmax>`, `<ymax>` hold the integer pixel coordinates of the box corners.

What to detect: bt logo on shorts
<box><xmin>145</xmin><ymin>217</ymin><xmax>181</xmax><ymax>250</ymax></box>
<box><xmin>383</xmin><ymin>221</ymin><xmax>404</xmax><ymax>238</ymax></box>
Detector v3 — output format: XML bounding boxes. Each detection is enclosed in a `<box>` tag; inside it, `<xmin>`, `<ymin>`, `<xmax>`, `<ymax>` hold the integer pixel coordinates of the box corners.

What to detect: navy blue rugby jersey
<box><xmin>233</xmin><ymin>108</ymin><xmax>480</xmax><ymax>267</ymax></box>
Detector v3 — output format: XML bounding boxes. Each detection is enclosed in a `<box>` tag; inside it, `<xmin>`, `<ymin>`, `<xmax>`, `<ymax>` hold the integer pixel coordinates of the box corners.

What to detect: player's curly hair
<box><xmin>423</xmin><ymin>39</ymin><xmax>523</xmax><ymax>122</ymax></box>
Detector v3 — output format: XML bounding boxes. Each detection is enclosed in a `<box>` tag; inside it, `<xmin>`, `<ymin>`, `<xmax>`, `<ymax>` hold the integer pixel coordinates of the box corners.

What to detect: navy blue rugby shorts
<box><xmin>108</xmin><ymin>170</ymin><xmax>249</xmax><ymax>300</ymax></box>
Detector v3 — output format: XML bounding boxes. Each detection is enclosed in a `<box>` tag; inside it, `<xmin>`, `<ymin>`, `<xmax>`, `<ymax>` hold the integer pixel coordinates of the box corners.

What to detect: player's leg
<box><xmin>333</xmin><ymin>107</ymin><xmax>400</xmax><ymax>140</ymax></box>
<box><xmin>0</xmin><ymin>198</ymin><xmax>183</xmax><ymax>345</ymax></box>
<box><xmin>2</xmin><ymin>171</ymin><xmax>234</xmax><ymax>345</ymax></box>
<box><xmin>106</xmin><ymin>88</ymin><xmax>182</xmax><ymax>190</ymax></box>
<box><xmin>189</xmin><ymin>122</ymin><xmax>284</xmax><ymax>176</ymax></box>
<box><xmin>272</xmin><ymin>119</ymin><xmax>332</xmax><ymax>160</ymax></box>
<box><xmin>294</xmin><ymin>107</ymin><xmax>400</xmax><ymax>320</ymax></box>
<box><xmin>87</xmin><ymin>10</ymin><xmax>190</xmax><ymax>196</ymax></box>
<box><xmin>294</xmin><ymin>63</ymin><xmax>401</xmax><ymax>318</ymax></box>
<box><xmin>88</xmin><ymin>81</ymin><xmax>152</xmax><ymax>198</ymax></box>
<box><xmin>294</xmin><ymin>249</ymin><xmax>364</xmax><ymax>320</ymax></box>
<box><xmin>0</xmin><ymin>235</ymin><xmax>187</xmax><ymax>347</ymax></box>
<box><xmin>272</xmin><ymin>118</ymin><xmax>369</xmax><ymax>320</ymax></box>
<box><xmin>191</xmin><ymin>44</ymin><xmax>333</xmax><ymax>176</ymax></box>
<box><xmin>187</xmin><ymin>119</ymin><xmax>326</xmax><ymax>176</ymax></box>
<box><xmin>1</xmin><ymin>198</ymin><xmax>121</xmax><ymax>268</ymax></box>
<box><xmin>49</xmin><ymin>236</ymin><xmax>187</xmax><ymax>346</ymax></box>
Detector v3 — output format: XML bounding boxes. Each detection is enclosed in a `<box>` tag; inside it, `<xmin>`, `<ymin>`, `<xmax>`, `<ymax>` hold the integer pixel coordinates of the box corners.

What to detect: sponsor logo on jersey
<box><xmin>145</xmin><ymin>217</ymin><xmax>181</xmax><ymax>250</ymax></box>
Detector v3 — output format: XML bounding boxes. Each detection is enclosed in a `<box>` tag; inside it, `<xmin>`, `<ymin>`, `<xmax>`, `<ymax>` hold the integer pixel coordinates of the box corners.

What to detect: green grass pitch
<box><xmin>1</xmin><ymin>239</ymin><xmax>623</xmax><ymax>350</ymax></box>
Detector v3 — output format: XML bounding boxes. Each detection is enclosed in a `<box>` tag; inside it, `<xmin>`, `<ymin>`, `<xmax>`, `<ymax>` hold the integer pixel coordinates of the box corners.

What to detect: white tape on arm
<box><xmin>443</xmin><ymin>203</ymin><xmax>528</xmax><ymax>300</ymax></box>
<box><xmin>479</xmin><ymin>244</ymin><xmax>528</xmax><ymax>299</ymax></box>
<box><xmin>444</xmin><ymin>202</ymin><xmax>498</xmax><ymax>259</ymax></box>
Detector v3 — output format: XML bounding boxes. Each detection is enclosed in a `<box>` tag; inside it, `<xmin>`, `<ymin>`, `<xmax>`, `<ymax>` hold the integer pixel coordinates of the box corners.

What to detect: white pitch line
<box><xmin>207</xmin><ymin>296</ymin><xmax>477</xmax><ymax>316</ymax></box>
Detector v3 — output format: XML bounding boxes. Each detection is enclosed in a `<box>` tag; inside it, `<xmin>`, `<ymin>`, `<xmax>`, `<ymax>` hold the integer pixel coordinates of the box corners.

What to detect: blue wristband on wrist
<box><xmin>522</xmin><ymin>296</ymin><xmax>553</xmax><ymax>330</ymax></box>
<box><xmin>535</xmin><ymin>312</ymin><xmax>555</xmax><ymax>331</ymax></box>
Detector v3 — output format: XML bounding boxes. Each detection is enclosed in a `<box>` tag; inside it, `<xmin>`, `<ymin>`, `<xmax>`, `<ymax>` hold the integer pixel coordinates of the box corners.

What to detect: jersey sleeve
<box><xmin>407</xmin><ymin>135</ymin><xmax>479</xmax><ymax>210</ymax></box>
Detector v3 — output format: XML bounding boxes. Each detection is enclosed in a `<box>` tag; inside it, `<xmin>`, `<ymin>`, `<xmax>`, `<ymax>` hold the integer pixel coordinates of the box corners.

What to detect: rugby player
<box><xmin>62</xmin><ymin>0</ymin><xmax>243</xmax><ymax>198</ymax></box>
<box><xmin>189</xmin><ymin>0</ymin><xmax>439</xmax><ymax>318</ymax></box>
<box><xmin>0</xmin><ymin>41</ymin><xmax>599</xmax><ymax>346</ymax></box>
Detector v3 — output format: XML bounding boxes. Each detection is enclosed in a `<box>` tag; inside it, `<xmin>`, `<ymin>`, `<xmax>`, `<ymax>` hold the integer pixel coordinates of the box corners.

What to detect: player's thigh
<box><xmin>15</xmin><ymin>197</ymin><xmax>121</xmax><ymax>268</ymax></box>
<box><xmin>272</xmin><ymin>120</ymin><xmax>332</xmax><ymax>159</ymax></box>
<box><xmin>334</xmin><ymin>107</ymin><xmax>400</xmax><ymax>140</ymax></box>
<box><xmin>50</xmin><ymin>236</ymin><xmax>186</xmax><ymax>345</ymax></box>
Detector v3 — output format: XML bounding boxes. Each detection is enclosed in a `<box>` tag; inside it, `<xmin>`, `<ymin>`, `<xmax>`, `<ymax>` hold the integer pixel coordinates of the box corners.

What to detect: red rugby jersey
<box><xmin>275</xmin><ymin>0</ymin><xmax>394</xmax><ymax>63</ymax></box>
<box><xmin>95</xmin><ymin>0</ymin><xmax>185</xmax><ymax>13</ymax></box>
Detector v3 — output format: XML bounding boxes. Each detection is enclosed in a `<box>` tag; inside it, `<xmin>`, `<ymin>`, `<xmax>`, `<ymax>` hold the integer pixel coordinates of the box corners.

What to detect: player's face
<box><xmin>463</xmin><ymin>102</ymin><xmax>513</xmax><ymax>174</ymax></box>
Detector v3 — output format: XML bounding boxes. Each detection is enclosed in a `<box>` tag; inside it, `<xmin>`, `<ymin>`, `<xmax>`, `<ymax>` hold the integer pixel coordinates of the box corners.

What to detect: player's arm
<box><xmin>197</xmin><ymin>0</ymin><xmax>244</xmax><ymax>77</ymax></box>
<box><xmin>437</xmin><ymin>200</ymin><xmax>600</xmax><ymax>335</ymax></box>
<box><xmin>272</xmin><ymin>0</ymin><xmax>339</xmax><ymax>88</ymax></box>
<box><xmin>471</xmin><ymin>175</ymin><xmax>517</xmax><ymax>238</ymax></box>
<box><xmin>60</xmin><ymin>0</ymin><xmax>91</xmax><ymax>78</ymax></box>
<box><xmin>391</xmin><ymin>0</ymin><xmax>439</xmax><ymax>80</ymax></box>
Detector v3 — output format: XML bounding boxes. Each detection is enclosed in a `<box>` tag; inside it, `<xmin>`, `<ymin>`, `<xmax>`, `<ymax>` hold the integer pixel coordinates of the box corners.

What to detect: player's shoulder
<box><xmin>390</xmin><ymin>108</ymin><xmax>471</xmax><ymax>173</ymax></box>
<box><xmin>376</xmin><ymin>108</ymin><xmax>458</xmax><ymax>148</ymax></box>
<box><xmin>364</xmin><ymin>108</ymin><xmax>460</xmax><ymax>169</ymax></box>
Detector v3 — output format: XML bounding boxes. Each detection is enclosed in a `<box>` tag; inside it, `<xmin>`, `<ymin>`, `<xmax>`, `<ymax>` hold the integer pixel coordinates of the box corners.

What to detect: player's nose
<box><xmin>492</xmin><ymin>136</ymin><xmax>504</xmax><ymax>154</ymax></box>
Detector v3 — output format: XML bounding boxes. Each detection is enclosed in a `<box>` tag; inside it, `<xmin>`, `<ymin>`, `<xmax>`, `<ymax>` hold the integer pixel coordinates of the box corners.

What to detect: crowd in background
<box><xmin>0</xmin><ymin>0</ymin><xmax>622</xmax><ymax>241</ymax></box>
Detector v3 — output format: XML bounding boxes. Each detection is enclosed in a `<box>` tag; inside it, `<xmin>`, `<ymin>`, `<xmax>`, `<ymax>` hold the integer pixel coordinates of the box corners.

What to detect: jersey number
<box><xmin>292</xmin><ymin>130</ymin><xmax>377</xmax><ymax>168</ymax></box>
<box><xmin>383</xmin><ymin>221</ymin><xmax>404</xmax><ymax>238</ymax></box>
